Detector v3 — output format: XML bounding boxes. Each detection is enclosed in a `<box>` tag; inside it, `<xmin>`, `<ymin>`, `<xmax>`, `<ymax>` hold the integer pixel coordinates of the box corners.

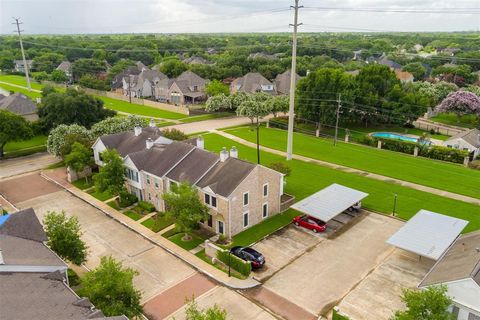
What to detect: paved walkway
<box><xmin>143</xmin><ymin>273</ymin><xmax>216</xmax><ymax>320</ymax></box>
<box><xmin>41</xmin><ymin>168</ymin><xmax>261</xmax><ymax>290</ymax></box>
<box><xmin>214</xmin><ymin>130</ymin><xmax>480</xmax><ymax>206</ymax></box>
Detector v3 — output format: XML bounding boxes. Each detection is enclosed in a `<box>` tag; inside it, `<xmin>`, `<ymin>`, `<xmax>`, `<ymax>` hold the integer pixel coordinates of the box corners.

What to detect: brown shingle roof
<box><xmin>176</xmin><ymin>70</ymin><xmax>206</xmax><ymax>87</ymax></box>
<box><xmin>99</xmin><ymin>127</ymin><xmax>162</xmax><ymax>157</ymax></box>
<box><xmin>197</xmin><ymin>157</ymin><xmax>256</xmax><ymax>197</ymax></box>
<box><xmin>129</xmin><ymin>142</ymin><xmax>195</xmax><ymax>177</ymax></box>
<box><xmin>419</xmin><ymin>231</ymin><xmax>480</xmax><ymax>287</ymax></box>
<box><xmin>231</xmin><ymin>72</ymin><xmax>275</xmax><ymax>94</ymax></box>
<box><xmin>0</xmin><ymin>207</ymin><xmax>47</xmax><ymax>242</ymax></box>
<box><xmin>275</xmin><ymin>69</ymin><xmax>300</xmax><ymax>95</ymax></box>
<box><xmin>0</xmin><ymin>93</ymin><xmax>37</xmax><ymax>116</ymax></box>
<box><xmin>166</xmin><ymin>148</ymin><xmax>219</xmax><ymax>184</ymax></box>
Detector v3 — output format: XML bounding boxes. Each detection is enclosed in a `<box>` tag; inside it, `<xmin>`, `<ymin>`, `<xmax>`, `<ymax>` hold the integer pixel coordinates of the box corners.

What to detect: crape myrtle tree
<box><xmin>236</xmin><ymin>92</ymin><xmax>272</xmax><ymax>164</ymax></box>
<box><xmin>78</xmin><ymin>256</ymin><xmax>143</xmax><ymax>318</ymax></box>
<box><xmin>43</xmin><ymin>211</ymin><xmax>88</xmax><ymax>265</ymax></box>
<box><xmin>93</xmin><ymin>149</ymin><xmax>125</xmax><ymax>196</ymax></box>
<box><xmin>435</xmin><ymin>91</ymin><xmax>480</xmax><ymax>119</ymax></box>
<box><xmin>0</xmin><ymin>110</ymin><xmax>33</xmax><ymax>158</ymax></box>
<box><xmin>47</xmin><ymin>124</ymin><xmax>93</xmax><ymax>158</ymax></box>
<box><xmin>90</xmin><ymin>115</ymin><xmax>148</xmax><ymax>137</ymax></box>
<box><xmin>64</xmin><ymin>142</ymin><xmax>94</xmax><ymax>183</ymax></box>
<box><xmin>162</xmin><ymin>182</ymin><xmax>209</xmax><ymax>241</ymax></box>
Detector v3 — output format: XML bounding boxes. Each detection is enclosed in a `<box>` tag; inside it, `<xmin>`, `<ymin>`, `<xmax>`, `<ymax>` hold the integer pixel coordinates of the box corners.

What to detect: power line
<box><xmin>303</xmin><ymin>6</ymin><xmax>480</xmax><ymax>14</ymax></box>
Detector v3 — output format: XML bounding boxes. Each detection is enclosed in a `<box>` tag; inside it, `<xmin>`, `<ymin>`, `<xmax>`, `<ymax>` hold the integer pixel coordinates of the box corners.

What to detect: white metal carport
<box><xmin>386</xmin><ymin>209</ymin><xmax>468</xmax><ymax>260</ymax></box>
<box><xmin>291</xmin><ymin>183</ymin><xmax>369</xmax><ymax>222</ymax></box>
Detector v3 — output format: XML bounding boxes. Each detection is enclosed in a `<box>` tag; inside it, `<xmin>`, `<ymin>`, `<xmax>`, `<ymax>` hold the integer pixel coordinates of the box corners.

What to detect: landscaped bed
<box><xmin>72</xmin><ymin>179</ymin><xmax>94</xmax><ymax>190</ymax></box>
<box><xmin>195</xmin><ymin>249</ymin><xmax>247</xmax><ymax>280</ymax></box>
<box><xmin>141</xmin><ymin>213</ymin><xmax>174</xmax><ymax>232</ymax></box>
<box><xmin>123</xmin><ymin>210</ymin><xmax>142</xmax><ymax>221</ymax></box>
<box><xmin>168</xmin><ymin>232</ymin><xmax>207</xmax><ymax>251</ymax></box>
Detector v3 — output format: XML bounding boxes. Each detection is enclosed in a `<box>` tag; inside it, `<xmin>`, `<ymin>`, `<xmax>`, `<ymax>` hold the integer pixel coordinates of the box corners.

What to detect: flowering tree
<box><xmin>47</xmin><ymin>124</ymin><xmax>93</xmax><ymax>158</ymax></box>
<box><xmin>90</xmin><ymin>115</ymin><xmax>148</xmax><ymax>138</ymax></box>
<box><xmin>205</xmin><ymin>93</ymin><xmax>232</xmax><ymax>112</ymax></box>
<box><xmin>435</xmin><ymin>91</ymin><xmax>480</xmax><ymax>117</ymax></box>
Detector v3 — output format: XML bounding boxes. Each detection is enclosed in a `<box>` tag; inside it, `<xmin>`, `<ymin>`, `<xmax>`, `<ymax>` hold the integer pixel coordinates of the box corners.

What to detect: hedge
<box><xmin>138</xmin><ymin>200</ymin><xmax>156</xmax><ymax>213</ymax></box>
<box><xmin>118</xmin><ymin>190</ymin><xmax>137</xmax><ymax>208</ymax></box>
<box><xmin>216</xmin><ymin>250</ymin><xmax>252</xmax><ymax>276</ymax></box>
<box><xmin>361</xmin><ymin>136</ymin><xmax>468</xmax><ymax>164</ymax></box>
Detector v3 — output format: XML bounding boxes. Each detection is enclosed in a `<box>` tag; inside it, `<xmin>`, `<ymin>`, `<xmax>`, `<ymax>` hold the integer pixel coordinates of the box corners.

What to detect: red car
<box><xmin>293</xmin><ymin>215</ymin><xmax>326</xmax><ymax>233</ymax></box>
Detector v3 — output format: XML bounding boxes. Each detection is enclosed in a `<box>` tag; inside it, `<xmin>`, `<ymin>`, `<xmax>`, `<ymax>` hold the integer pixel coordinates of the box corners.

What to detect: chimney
<box><xmin>146</xmin><ymin>138</ymin><xmax>154</xmax><ymax>149</ymax></box>
<box><xmin>220</xmin><ymin>147</ymin><xmax>229</xmax><ymax>162</ymax></box>
<box><xmin>230</xmin><ymin>146</ymin><xmax>238</xmax><ymax>158</ymax></box>
<box><xmin>196</xmin><ymin>136</ymin><xmax>204</xmax><ymax>149</ymax></box>
<box><xmin>149</xmin><ymin>119</ymin><xmax>156</xmax><ymax>128</ymax></box>
<box><xmin>134</xmin><ymin>126</ymin><xmax>142</xmax><ymax>136</ymax></box>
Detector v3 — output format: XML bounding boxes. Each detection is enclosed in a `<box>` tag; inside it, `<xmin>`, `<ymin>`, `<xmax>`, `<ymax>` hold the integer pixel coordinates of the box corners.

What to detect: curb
<box><xmin>40</xmin><ymin>172</ymin><xmax>261</xmax><ymax>290</ymax></box>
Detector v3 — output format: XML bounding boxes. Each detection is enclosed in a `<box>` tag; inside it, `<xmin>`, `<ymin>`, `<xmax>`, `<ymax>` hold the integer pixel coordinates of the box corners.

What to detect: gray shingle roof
<box><xmin>166</xmin><ymin>148</ymin><xmax>219</xmax><ymax>184</ymax></box>
<box><xmin>176</xmin><ymin>70</ymin><xmax>206</xmax><ymax>87</ymax></box>
<box><xmin>129</xmin><ymin>142</ymin><xmax>195</xmax><ymax>177</ymax></box>
<box><xmin>99</xmin><ymin>127</ymin><xmax>162</xmax><ymax>157</ymax></box>
<box><xmin>419</xmin><ymin>231</ymin><xmax>480</xmax><ymax>287</ymax></box>
<box><xmin>0</xmin><ymin>93</ymin><xmax>37</xmax><ymax>116</ymax></box>
<box><xmin>111</xmin><ymin>66</ymin><xmax>141</xmax><ymax>89</ymax></box>
<box><xmin>275</xmin><ymin>69</ymin><xmax>300</xmax><ymax>95</ymax></box>
<box><xmin>0</xmin><ymin>235</ymin><xmax>66</xmax><ymax>267</ymax></box>
<box><xmin>447</xmin><ymin>128</ymin><xmax>480</xmax><ymax>148</ymax></box>
<box><xmin>196</xmin><ymin>157</ymin><xmax>256</xmax><ymax>197</ymax></box>
<box><xmin>0</xmin><ymin>207</ymin><xmax>47</xmax><ymax>242</ymax></box>
<box><xmin>231</xmin><ymin>72</ymin><xmax>275</xmax><ymax>94</ymax></box>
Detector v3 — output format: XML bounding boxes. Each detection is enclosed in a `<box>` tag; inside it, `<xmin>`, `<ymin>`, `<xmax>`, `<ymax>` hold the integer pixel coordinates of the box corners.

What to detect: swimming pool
<box><xmin>371</xmin><ymin>132</ymin><xmax>419</xmax><ymax>143</ymax></box>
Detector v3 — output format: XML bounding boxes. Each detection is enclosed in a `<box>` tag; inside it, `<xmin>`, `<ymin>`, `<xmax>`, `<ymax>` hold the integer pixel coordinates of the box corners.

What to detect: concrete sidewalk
<box><xmin>214</xmin><ymin>130</ymin><xmax>480</xmax><ymax>206</ymax></box>
<box><xmin>41</xmin><ymin>169</ymin><xmax>260</xmax><ymax>290</ymax></box>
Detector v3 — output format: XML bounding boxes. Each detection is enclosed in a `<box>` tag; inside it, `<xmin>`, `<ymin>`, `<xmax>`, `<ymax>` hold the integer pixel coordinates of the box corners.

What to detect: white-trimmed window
<box><xmin>154</xmin><ymin>179</ymin><xmax>159</xmax><ymax>189</ymax></box>
<box><xmin>146</xmin><ymin>175</ymin><xmax>150</xmax><ymax>185</ymax></box>
<box><xmin>243</xmin><ymin>211</ymin><xmax>249</xmax><ymax>228</ymax></box>
<box><xmin>262</xmin><ymin>202</ymin><xmax>268</xmax><ymax>218</ymax></box>
<box><xmin>263</xmin><ymin>183</ymin><xmax>268</xmax><ymax>197</ymax></box>
<box><xmin>243</xmin><ymin>192</ymin><xmax>249</xmax><ymax>206</ymax></box>
<box><xmin>204</xmin><ymin>193</ymin><xmax>217</xmax><ymax>208</ymax></box>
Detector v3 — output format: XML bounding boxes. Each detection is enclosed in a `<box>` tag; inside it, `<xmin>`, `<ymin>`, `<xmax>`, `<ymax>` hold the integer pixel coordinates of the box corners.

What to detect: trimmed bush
<box><xmin>469</xmin><ymin>160</ymin><xmax>480</xmax><ymax>170</ymax></box>
<box><xmin>161</xmin><ymin>128</ymin><xmax>188</xmax><ymax>141</ymax></box>
<box><xmin>423</xmin><ymin>146</ymin><xmax>469</xmax><ymax>164</ymax></box>
<box><xmin>118</xmin><ymin>190</ymin><xmax>137</xmax><ymax>208</ymax></box>
<box><xmin>138</xmin><ymin>200</ymin><xmax>155</xmax><ymax>213</ymax></box>
<box><xmin>268</xmin><ymin>162</ymin><xmax>292</xmax><ymax>176</ymax></box>
<box><xmin>216</xmin><ymin>250</ymin><xmax>252</xmax><ymax>276</ymax></box>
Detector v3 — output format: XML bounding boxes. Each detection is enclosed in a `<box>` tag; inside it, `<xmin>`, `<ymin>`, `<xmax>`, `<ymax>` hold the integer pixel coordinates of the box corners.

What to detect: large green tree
<box><xmin>64</xmin><ymin>142</ymin><xmax>94</xmax><ymax>183</ymax></box>
<box><xmin>162</xmin><ymin>182</ymin><xmax>209</xmax><ymax>241</ymax></box>
<box><xmin>47</xmin><ymin>124</ymin><xmax>92</xmax><ymax>158</ymax></box>
<box><xmin>392</xmin><ymin>286</ymin><xmax>454</xmax><ymax>320</ymax></box>
<box><xmin>33</xmin><ymin>52</ymin><xmax>65</xmax><ymax>73</ymax></box>
<box><xmin>185</xmin><ymin>299</ymin><xmax>227</xmax><ymax>320</ymax></box>
<box><xmin>78</xmin><ymin>256</ymin><xmax>143</xmax><ymax>318</ymax></box>
<box><xmin>93</xmin><ymin>149</ymin><xmax>125</xmax><ymax>195</ymax></box>
<box><xmin>0</xmin><ymin>110</ymin><xmax>33</xmax><ymax>157</ymax></box>
<box><xmin>43</xmin><ymin>211</ymin><xmax>88</xmax><ymax>265</ymax></box>
<box><xmin>159</xmin><ymin>58</ymin><xmax>188</xmax><ymax>78</ymax></box>
<box><xmin>38</xmin><ymin>88</ymin><xmax>115</xmax><ymax>130</ymax></box>
<box><xmin>71</xmin><ymin>58</ymin><xmax>107</xmax><ymax>79</ymax></box>
<box><xmin>403</xmin><ymin>62</ymin><xmax>427</xmax><ymax>80</ymax></box>
<box><xmin>205</xmin><ymin>79</ymin><xmax>230</xmax><ymax>96</ymax></box>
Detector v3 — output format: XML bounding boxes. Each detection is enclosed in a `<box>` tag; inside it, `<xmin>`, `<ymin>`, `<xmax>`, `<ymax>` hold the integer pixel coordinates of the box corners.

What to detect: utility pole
<box><xmin>12</xmin><ymin>18</ymin><xmax>31</xmax><ymax>92</ymax></box>
<box><xmin>334</xmin><ymin>93</ymin><xmax>341</xmax><ymax>146</ymax></box>
<box><xmin>286</xmin><ymin>0</ymin><xmax>302</xmax><ymax>160</ymax></box>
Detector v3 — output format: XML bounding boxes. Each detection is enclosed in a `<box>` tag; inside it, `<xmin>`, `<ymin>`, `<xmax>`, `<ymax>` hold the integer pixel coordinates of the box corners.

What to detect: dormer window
<box><xmin>205</xmin><ymin>193</ymin><xmax>217</xmax><ymax>208</ymax></box>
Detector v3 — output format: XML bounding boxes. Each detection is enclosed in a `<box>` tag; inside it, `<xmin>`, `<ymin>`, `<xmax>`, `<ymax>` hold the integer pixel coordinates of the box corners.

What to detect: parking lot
<box><xmin>258</xmin><ymin>212</ymin><xmax>405</xmax><ymax>316</ymax></box>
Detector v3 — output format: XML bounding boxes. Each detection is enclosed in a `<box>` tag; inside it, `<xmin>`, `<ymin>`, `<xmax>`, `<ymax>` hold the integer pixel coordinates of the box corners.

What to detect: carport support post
<box><xmin>392</xmin><ymin>194</ymin><xmax>397</xmax><ymax>216</ymax></box>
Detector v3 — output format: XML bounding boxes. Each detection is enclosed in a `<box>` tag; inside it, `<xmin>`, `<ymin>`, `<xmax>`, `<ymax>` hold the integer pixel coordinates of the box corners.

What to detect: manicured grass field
<box><xmin>0</xmin><ymin>75</ymin><xmax>44</xmax><ymax>90</ymax></box>
<box><xmin>123</xmin><ymin>210</ymin><xmax>142</xmax><ymax>221</ymax></box>
<box><xmin>0</xmin><ymin>83</ymin><xmax>41</xmax><ymax>99</ymax></box>
<box><xmin>106</xmin><ymin>200</ymin><xmax>121</xmax><ymax>210</ymax></box>
<box><xmin>141</xmin><ymin>214</ymin><xmax>174</xmax><ymax>232</ymax></box>
<box><xmin>204</xmin><ymin>133</ymin><xmax>480</xmax><ymax>236</ymax></box>
<box><xmin>178</xmin><ymin>112</ymin><xmax>234</xmax><ymax>123</ymax></box>
<box><xmin>168</xmin><ymin>232</ymin><xmax>207</xmax><ymax>251</ymax></box>
<box><xmin>431</xmin><ymin>113</ymin><xmax>479</xmax><ymax>129</ymax></box>
<box><xmin>4</xmin><ymin>135</ymin><xmax>47</xmax><ymax>152</ymax></box>
<box><xmin>87</xmin><ymin>188</ymin><xmax>114</xmax><ymax>202</ymax></box>
<box><xmin>225</xmin><ymin>126</ymin><xmax>480</xmax><ymax>200</ymax></box>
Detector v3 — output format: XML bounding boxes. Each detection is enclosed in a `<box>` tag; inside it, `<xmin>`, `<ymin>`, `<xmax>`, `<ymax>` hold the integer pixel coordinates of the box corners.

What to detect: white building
<box><xmin>444</xmin><ymin>129</ymin><xmax>480</xmax><ymax>159</ymax></box>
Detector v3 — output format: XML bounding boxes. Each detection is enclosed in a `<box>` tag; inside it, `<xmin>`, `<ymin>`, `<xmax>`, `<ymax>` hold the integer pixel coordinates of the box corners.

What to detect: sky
<box><xmin>0</xmin><ymin>0</ymin><xmax>479</xmax><ymax>34</ymax></box>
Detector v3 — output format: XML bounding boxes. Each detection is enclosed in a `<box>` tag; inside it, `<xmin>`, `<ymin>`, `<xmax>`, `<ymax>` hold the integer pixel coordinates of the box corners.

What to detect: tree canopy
<box><xmin>0</xmin><ymin>110</ymin><xmax>33</xmax><ymax>157</ymax></box>
<box><xmin>436</xmin><ymin>91</ymin><xmax>480</xmax><ymax>117</ymax></box>
<box><xmin>64</xmin><ymin>142</ymin><xmax>94</xmax><ymax>182</ymax></box>
<box><xmin>93</xmin><ymin>149</ymin><xmax>125</xmax><ymax>195</ymax></box>
<box><xmin>392</xmin><ymin>286</ymin><xmax>454</xmax><ymax>320</ymax></box>
<box><xmin>205</xmin><ymin>79</ymin><xmax>230</xmax><ymax>96</ymax></box>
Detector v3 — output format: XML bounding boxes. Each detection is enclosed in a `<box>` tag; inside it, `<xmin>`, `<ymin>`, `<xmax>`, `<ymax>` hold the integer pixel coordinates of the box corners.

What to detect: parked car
<box><xmin>293</xmin><ymin>214</ymin><xmax>326</xmax><ymax>233</ymax></box>
<box><xmin>230</xmin><ymin>246</ymin><xmax>265</xmax><ymax>269</ymax></box>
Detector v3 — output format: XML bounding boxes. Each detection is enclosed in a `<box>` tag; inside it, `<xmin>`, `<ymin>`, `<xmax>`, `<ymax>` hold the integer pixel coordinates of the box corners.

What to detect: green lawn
<box><xmin>141</xmin><ymin>213</ymin><xmax>174</xmax><ymax>232</ymax></box>
<box><xmin>98</xmin><ymin>96</ymin><xmax>185</xmax><ymax>120</ymax></box>
<box><xmin>123</xmin><ymin>210</ymin><xmax>142</xmax><ymax>221</ymax></box>
<box><xmin>0</xmin><ymin>83</ymin><xmax>41</xmax><ymax>99</ymax></box>
<box><xmin>225</xmin><ymin>126</ymin><xmax>480</xmax><ymax>200</ymax></box>
<box><xmin>0</xmin><ymin>75</ymin><xmax>44</xmax><ymax>90</ymax></box>
<box><xmin>168</xmin><ymin>232</ymin><xmax>207</xmax><ymax>251</ymax></box>
<box><xmin>431</xmin><ymin>113</ymin><xmax>479</xmax><ymax>129</ymax></box>
<box><xmin>87</xmin><ymin>188</ymin><xmax>114</xmax><ymax>202</ymax></box>
<box><xmin>4</xmin><ymin>135</ymin><xmax>47</xmax><ymax>152</ymax></box>
<box><xmin>72</xmin><ymin>178</ymin><xmax>94</xmax><ymax>190</ymax></box>
<box><xmin>106</xmin><ymin>200</ymin><xmax>121</xmax><ymax>210</ymax></box>
<box><xmin>178</xmin><ymin>112</ymin><xmax>234</xmax><ymax>123</ymax></box>
<box><xmin>204</xmin><ymin>133</ymin><xmax>480</xmax><ymax>236</ymax></box>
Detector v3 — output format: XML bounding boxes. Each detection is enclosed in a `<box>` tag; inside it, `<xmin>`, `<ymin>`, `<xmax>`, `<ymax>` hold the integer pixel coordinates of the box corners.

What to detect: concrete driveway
<box><xmin>17</xmin><ymin>189</ymin><xmax>196</xmax><ymax>302</ymax></box>
<box><xmin>252</xmin><ymin>225</ymin><xmax>323</xmax><ymax>281</ymax></box>
<box><xmin>336</xmin><ymin>249</ymin><xmax>434</xmax><ymax>319</ymax></box>
<box><xmin>263</xmin><ymin>212</ymin><xmax>404</xmax><ymax>316</ymax></box>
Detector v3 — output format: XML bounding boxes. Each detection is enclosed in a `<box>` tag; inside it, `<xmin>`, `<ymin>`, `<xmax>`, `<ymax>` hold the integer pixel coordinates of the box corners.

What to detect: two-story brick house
<box><xmin>92</xmin><ymin>126</ymin><xmax>285</xmax><ymax>238</ymax></box>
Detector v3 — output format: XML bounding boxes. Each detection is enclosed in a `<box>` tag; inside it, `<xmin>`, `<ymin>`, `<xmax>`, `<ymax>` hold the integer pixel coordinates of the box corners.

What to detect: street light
<box><xmin>393</xmin><ymin>194</ymin><xmax>398</xmax><ymax>216</ymax></box>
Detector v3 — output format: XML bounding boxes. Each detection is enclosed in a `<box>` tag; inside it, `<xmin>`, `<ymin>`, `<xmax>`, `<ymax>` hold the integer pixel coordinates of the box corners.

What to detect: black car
<box><xmin>230</xmin><ymin>246</ymin><xmax>265</xmax><ymax>269</ymax></box>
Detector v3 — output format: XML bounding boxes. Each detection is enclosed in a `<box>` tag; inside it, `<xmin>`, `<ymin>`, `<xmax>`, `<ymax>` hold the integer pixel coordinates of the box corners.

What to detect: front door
<box><xmin>218</xmin><ymin>221</ymin><xmax>224</xmax><ymax>235</ymax></box>
<box><xmin>207</xmin><ymin>214</ymin><xmax>213</xmax><ymax>227</ymax></box>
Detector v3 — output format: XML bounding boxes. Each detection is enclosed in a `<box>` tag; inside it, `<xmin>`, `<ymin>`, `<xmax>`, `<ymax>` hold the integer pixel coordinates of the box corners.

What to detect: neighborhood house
<box><xmin>92</xmin><ymin>124</ymin><xmax>285</xmax><ymax>238</ymax></box>
<box><xmin>444</xmin><ymin>128</ymin><xmax>480</xmax><ymax>159</ymax></box>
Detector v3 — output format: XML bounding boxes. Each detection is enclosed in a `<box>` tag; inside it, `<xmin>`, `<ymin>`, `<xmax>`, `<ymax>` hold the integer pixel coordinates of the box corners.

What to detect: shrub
<box><xmin>268</xmin><ymin>162</ymin><xmax>292</xmax><ymax>176</ymax></box>
<box><xmin>161</xmin><ymin>128</ymin><xmax>188</xmax><ymax>141</ymax></box>
<box><xmin>469</xmin><ymin>160</ymin><xmax>480</xmax><ymax>170</ymax></box>
<box><xmin>138</xmin><ymin>200</ymin><xmax>155</xmax><ymax>213</ymax></box>
<box><xmin>424</xmin><ymin>146</ymin><xmax>469</xmax><ymax>164</ymax></box>
<box><xmin>216</xmin><ymin>249</ymin><xmax>252</xmax><ymax>276</ymax></box>
<box><xmin>119</xmin><ymin>190</ymin><xmax>137</xmax><ymax>208</ymax></box>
